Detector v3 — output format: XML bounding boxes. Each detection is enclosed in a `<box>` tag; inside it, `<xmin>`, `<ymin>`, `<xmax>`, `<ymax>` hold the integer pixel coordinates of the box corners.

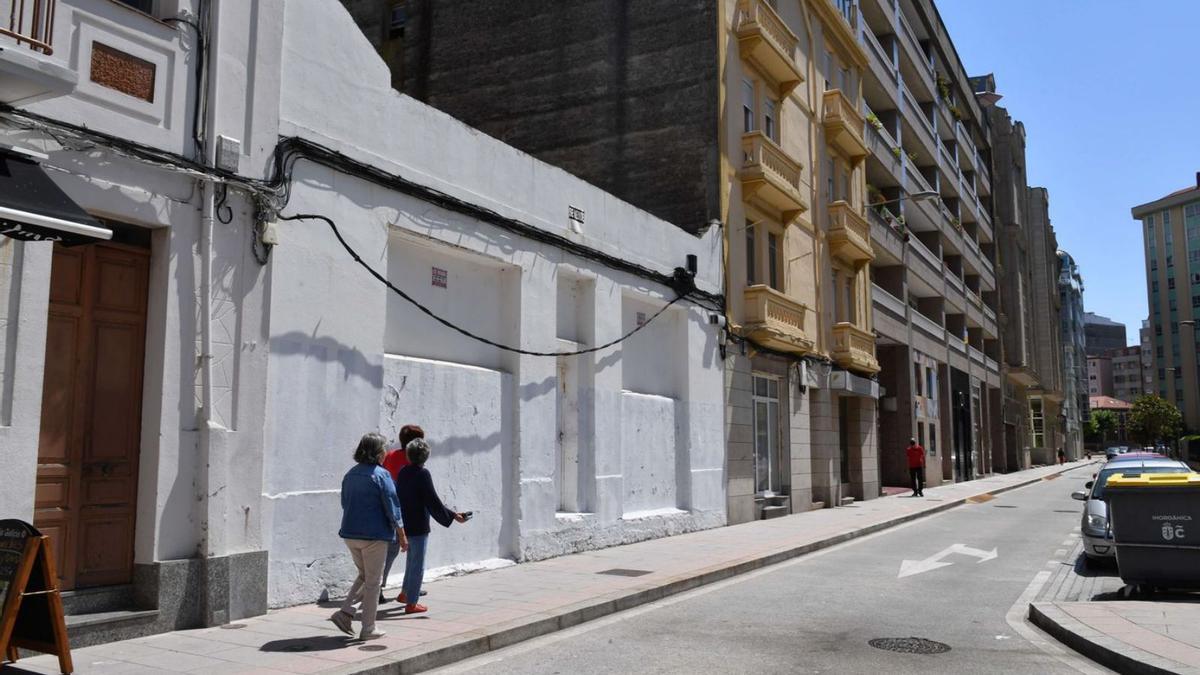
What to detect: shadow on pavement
<box><xmin>260</xmin><ymin>635</ymin><xmax>355</xmax><ymax>653</ymax></box>
<box><xmin>1072</xmin><ymin>552</ymin><xmax>1120</xmax><ymax>579</ymax></box>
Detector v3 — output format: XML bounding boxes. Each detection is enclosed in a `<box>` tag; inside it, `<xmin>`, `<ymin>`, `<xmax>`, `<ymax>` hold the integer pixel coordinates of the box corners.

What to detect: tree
<box><xmin>1128</xmin><ymin>395</ymin><xmax>1183</xmax><ymax>446</ymax></box>
<box><xmin>1089</xmin><ymin>409</ymin><xmax>1118</xmax><ymax>446</ymax></box>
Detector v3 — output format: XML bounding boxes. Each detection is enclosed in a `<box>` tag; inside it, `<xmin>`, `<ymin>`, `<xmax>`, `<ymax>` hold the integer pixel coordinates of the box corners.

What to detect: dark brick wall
<box><xmin>384</xmin><ymin>0</ymin><xmax>721</xmax><ymax>233</ymax></box>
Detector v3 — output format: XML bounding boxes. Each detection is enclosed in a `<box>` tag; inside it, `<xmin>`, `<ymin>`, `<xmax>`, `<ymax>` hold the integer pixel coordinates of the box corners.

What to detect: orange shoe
<box><xmin>396</xmin><ymin>591</ymin><xmax>406</xmax><ymax>604</ymax></box>
<box><xmin>404</xmin><ymin>603</ymin><xmax>427</xmax><ymax>615</ymax></box>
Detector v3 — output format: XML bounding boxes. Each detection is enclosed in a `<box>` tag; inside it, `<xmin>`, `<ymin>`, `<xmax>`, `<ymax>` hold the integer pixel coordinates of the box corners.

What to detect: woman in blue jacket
<box><xmin>329</xmin><ymin>433</ymin><xmax>406</xmax><ymax>640</ymax></box>
<box><xmin>396</xmin><ymin>437</ymin><xmax>469</xmax><ymax>614</ymax></box>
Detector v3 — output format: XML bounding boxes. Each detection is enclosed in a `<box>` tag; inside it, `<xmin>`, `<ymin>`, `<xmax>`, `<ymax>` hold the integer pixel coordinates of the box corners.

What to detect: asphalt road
<box><xmin>436</xmin><ymin>464</ymin><xmax>1107</xmax><ymax>675</ymax></box>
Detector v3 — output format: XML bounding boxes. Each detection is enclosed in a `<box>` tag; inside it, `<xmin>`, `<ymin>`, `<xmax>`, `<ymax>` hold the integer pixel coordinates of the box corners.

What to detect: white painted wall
<box><xmin>262</xmin><ymin>0</ymin><xmax>726</xmax><ymax>607</ymax></box>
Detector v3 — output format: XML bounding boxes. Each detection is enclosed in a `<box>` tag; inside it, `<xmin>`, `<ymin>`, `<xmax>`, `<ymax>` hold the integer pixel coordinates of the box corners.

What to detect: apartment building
<box><xmin>857</xmin><ymin>0</ymin><xmax>1002</xmax><ymax>488</ymax></box>
<box><xmin>989</xmin><ymin>104</ymin><xmax>1067</xmax><ymax>470</ymax></box>
<box><xmin>1111</xmin><ymin>346</ymin><xmax>1147</xmax><ymax>402</ymax></box>
<box><xmin>1083</xmin><ymin>312</ymin><xmax>1127</xmax><ymax>357</ymax></box>
<box><xmin>1140</xmin><ymin>320</ymin><xmax>1155</xmax><ymax>396</ymax></box>
<box><xmin>1087</xmin><ymin>354</ymin><xmax>1114</xmax><ymax>396</ymax></box>
<box><xmin>340</xmin><ymin>0</ymin><xmax>885</xmax><ymax>521</ymax></box>
<box><xmin>1132</xmin><ymin>175</ymin><xmax>1200</xmax><ymax>430</ymax></box>
<box><xmin>1058</xmin><ymin>251</ymin><xmax>1088</xmax><ymax>458</ymax></box>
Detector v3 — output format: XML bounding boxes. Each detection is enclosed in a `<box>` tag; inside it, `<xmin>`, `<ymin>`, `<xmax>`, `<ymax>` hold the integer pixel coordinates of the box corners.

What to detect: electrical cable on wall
<box><xmin>279</xmin><ymin>213</ymin><xmax>690</xmax><ymax>357</ymax></box>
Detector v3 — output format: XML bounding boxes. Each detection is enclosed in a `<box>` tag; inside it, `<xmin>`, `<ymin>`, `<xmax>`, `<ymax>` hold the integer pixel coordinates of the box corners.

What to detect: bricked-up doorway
<box><xmin>35</xmin><ymin>240</ymin><xmax>150</xmax><ymax>590</ymax></box>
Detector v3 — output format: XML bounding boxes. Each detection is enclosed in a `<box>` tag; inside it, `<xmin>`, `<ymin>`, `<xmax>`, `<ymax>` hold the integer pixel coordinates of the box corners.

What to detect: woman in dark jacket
<box><xmin>329</xmin><ymin>433</ymin><xmax>406</xmax><ymax>640</ymax></box>
<box><xmin>395</xmin><ymin>437</ymin><xmax>468</xmax><ymax>614</ymax></box>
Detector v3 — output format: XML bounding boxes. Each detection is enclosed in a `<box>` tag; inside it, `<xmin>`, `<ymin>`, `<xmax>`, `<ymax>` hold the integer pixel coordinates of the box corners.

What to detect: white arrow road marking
<box><xmin>898</xmin><ymin>543</ymin><xmax>999</xmax><ymax>578</ymax></box>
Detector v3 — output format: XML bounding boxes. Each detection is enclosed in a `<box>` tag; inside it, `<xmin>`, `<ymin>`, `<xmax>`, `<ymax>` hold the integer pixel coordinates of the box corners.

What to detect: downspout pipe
<box><xmin>198</xmin><ymin>0</ymin><xmax>224</xmax><ymax>562</ymax></box>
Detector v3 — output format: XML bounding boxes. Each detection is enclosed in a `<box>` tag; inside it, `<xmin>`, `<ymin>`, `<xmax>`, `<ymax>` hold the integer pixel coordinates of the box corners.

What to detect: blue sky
<box><xmin>937</xmin><ymin>1</ymin><xmax>1200</xmax><ymax>346</ymax></box>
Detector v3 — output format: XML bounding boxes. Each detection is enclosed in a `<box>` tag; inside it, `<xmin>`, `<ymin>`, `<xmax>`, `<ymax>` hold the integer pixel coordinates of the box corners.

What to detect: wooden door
<box><xmin>35</xmin><ymin>242</ymin><xmax>149</xmax><ymax>590</ymax></box>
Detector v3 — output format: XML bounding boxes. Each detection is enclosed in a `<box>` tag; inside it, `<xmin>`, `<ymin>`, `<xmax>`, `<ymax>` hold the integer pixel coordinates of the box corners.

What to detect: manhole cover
<box><xmin>220</xmin><ymin>623</ymin><xmax>247</xmax><ymax>630</ymax></box>
<box><xmin>359</xmin><ymin>645</ymin><xmax>388</xmax><ymax>652</ymax></box>
<box><xmin>597</xmin><ymin>568</ymin><xmax>653</xmax><ymax>577</ymax></box>
<box><xmin>993</xmin><ymin>505</ymin><xmax>1017</xmax><ymax>509</ymax></box>
<box><xmin>868</xmin><ymin>637</ymin><xmax>951</xmax><ymax>654</ymax></box>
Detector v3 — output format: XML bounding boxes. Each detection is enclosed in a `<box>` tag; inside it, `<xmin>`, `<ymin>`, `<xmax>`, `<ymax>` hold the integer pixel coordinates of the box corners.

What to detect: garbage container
<box><xmin>1106</xmin><ymin>472</ymin><xmax>1200</xmax><ymax>590</ymax></box>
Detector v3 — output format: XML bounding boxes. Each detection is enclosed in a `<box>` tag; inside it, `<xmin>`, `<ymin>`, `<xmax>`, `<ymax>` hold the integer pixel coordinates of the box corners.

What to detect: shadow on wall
<box><xmin>270</xmin><ymin>331</ymin><xmax>383</xmax><ymax>388</ymax></box>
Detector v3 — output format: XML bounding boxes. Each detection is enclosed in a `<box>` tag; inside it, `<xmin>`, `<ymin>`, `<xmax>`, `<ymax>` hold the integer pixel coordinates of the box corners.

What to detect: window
<box><xmin>826</xmin><ymin>157</ymin><xmax>835</xmax><ymax>203</ymax></box>
<box><xmin>764</xmin><ymin>99</ymin><xmax>778</xmax><ymax>142</ymax></box>
<box><xmin>843</xmin><ymin>274</ymin><xmax>856</xmax><ymax>323</ymax></box>
<box><xmin>824</xmin><ymin>51</ymin><xmax>834</xmax><ymax>89</ymax></box>
<box><xmin>914</xmin><ymin>362</ymin><xmax>923</xmax><ymax>396</ymax></box>
<box><xmin>768</xmin><ymin>232</ymin><xmax>780</xmax><ymax>290</ymax></box>
<box><xmin>745</xmin><ymin>222</ymin><xmax>756</xmax><ymax>285</ymax></box>
<box><xmin>389</xmin><ymin>2</ymin><xmax>408</xmax><ymax>38</ymax></box>
<box><xmin>926</xmin><ymin>367</ymin><xmax>936</xmax><ymax>402</ymax></box>
<box><xmin>1163</xmin><ymin>209</ymin><xmax>1171</xmax><ymax>225</ymax></box>
<box><xmin>917</xmin><ymin>421</ymin><xmax>925</xmax><ymax>450</ymax></box>
<box><xmin>115</xmin><ymin>0</ymin><xmax>155</xmax><ymax>13</ymax></box>
<box><xmin>1193</xmin><ymin>296</ymin><xmax>1200</xmax><ymax>308</ymax></box>
<box><xmin>1152</xmin><ymin>280</ymin><xmax>1159</xmax><ymax>292</ymax></box>
<box><xmin>1029</xmin><ymin>399</ymin><xmax>1044</xmax><ymax>448</ymax></box>
<box><xmin>929</xmin><ymin>425</ymin><xmax>937</xmax><ymax>456</ymax></box>
<box><xmin>752</xmin><ymin>375</ymin><xmax>782</xmax><ymax>494</ymax></box>
<box><xmin>742</xmin><ymin>79</ymin><xmax>756</xmax><ymax>133</ymax></box>
<box><xmin>1186</xmin><ymin>204</ymin><xmax>1200</xmax><ymax>217</ymax></box>
<box><xmin>1167</xmin><ymin>255</ymin><xmax>1174</xmax><ymax>267</ymax></box>
<box><xmin>1147</xmin><ymin>214</ymin><xmax>1156</xmax><ymax>227</ymax></box>
<box><xmin>1169</xmin><ymin>278</ymin><xmax>1176</xmax><ymax>290</ymax></box>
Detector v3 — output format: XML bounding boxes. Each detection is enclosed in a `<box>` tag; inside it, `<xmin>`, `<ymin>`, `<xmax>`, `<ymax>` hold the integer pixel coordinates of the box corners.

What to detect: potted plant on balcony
<box><xmin>936</xmin><ymin>73</ymin><xmax>951</xmax><ymax>103</ymax></box>
<box><xmin>866</xmin><ymin>112</ymin><xmax>883</xmax><ymax>131</ymax></box>
<box><xmin>890</xmin><ymin>146</ymin><xmax>902</xmax><ymax>159</ymax></box>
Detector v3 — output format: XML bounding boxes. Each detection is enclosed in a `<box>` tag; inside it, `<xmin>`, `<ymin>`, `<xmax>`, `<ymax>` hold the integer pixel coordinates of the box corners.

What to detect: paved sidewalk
<box><xmin>1031</xmin><ymin>601</ymin><xmax>1200</xmax><ymax>675</ymax></box>
<box><xmin>8</xmin><ymin>462</ymin><xmax>1088</xmax><ymax>675</ymax></box>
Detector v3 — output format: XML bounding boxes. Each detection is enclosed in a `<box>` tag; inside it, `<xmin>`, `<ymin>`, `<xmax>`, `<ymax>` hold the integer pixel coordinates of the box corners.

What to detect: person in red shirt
<box><xmin>906</xmin><ymin>438</ymin><xmax>926</xmax><ymax>497</ymax></box>
<box><xmin>379</xmin><ymin>424</ymin><xmax>423</xmax><ymax>603</ymax></box>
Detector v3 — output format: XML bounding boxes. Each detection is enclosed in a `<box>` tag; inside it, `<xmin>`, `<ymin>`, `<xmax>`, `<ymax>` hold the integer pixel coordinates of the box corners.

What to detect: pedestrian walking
<box><xmin>379</xmin><ymin>424</ymin><xmax>424</xmax><ymax>605</ymax></box>
<box><xmin>1057</xmin><ymin>448</ymin><xmax>1066</xmax><ymax>465</ymax></box>
<box><xmin>906</xmin><ymin>438</ymin><xmax>926</xmax><ymax>497</ymax></box>
<box><xmin>329</xmin><ymin>433</ymin><xmax>406</xmax><ymax>641</ymax></box>
<box><xmin>396</xmin><ymin>437</ymin><xmax>470</xmax><ymax>614</ymax></box>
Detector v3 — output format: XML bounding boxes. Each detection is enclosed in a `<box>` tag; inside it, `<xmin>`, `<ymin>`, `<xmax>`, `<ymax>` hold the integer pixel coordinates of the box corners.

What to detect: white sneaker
<box><xmin>360</xmin><ymin>628</ymin><xmax>386</xmax><ymax>640</ymax></box>
<box><xmin>329</xmin><ymin>610</ymin><xmax>354</xmax><ymax>636</ymax></box>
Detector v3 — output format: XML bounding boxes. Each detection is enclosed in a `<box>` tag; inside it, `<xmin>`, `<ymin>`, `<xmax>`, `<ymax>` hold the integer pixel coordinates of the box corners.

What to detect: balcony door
<box><xmin>35</xmin><ymin>241</ymin><xmax>149</xmax><ymax>590</ymax></box>
<box><xmin>752</xmin><ymin>374</ymin><xmax>783</xmax><ymax>495</ymax></box>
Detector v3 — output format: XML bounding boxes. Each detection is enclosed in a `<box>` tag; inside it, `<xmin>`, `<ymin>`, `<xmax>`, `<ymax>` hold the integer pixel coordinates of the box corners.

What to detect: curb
<box><xmin>1028</xmin><ymin>602</ymin><xmax>1191</xmax><ymax>675</ymax></box>
<box><xmin>329</xmin><ymin>461</ymin><xmax>1093</xmax><ymax>674</ymax></box>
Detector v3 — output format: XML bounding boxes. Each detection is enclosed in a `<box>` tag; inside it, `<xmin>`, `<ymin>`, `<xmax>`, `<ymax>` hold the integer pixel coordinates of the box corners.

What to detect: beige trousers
<box><xmin>339</xmin><ymin>538</ymin><xmax>389</xmax><ymax>632</ymax></box>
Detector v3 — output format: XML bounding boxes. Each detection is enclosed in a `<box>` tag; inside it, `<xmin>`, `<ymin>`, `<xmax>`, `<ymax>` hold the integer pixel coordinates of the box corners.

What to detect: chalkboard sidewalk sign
<box><xmin>0</xmin><ymin>519</ymin><xmax>72</xmax><ymax>674</ymax></box>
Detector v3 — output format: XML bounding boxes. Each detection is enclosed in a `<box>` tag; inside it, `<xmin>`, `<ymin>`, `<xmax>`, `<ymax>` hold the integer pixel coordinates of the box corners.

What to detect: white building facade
<box><xmin>0</xmin><ymin>0</ymin><xmax>725</xmax><ymax>641</ymax></box>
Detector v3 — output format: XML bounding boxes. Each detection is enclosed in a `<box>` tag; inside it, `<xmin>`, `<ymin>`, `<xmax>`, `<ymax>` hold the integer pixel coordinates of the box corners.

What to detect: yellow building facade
<box><xmin>721</xmin><ymin>0</ymin><xmax>881</xmax><ymax>523</ymax></box>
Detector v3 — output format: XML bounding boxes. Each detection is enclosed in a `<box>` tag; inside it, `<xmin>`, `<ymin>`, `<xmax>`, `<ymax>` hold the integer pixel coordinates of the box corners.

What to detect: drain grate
<box><xmin>359</xmin><ymin>645</ymin><xmax>388</xmax><ymax>652</ymax></box>
<box><xmin>993</xmin><ymin>505</ymin><xmax>1018</xmax><ymax>509</ymax></box>
<box><xmin>597</xmin><ymin>568</ymin><xmax>653</xmax><ymax>577</ymax></box>
<box><xmin>1053</xmin><ymin>509</ymin><xmax>1078</xmax><ymax>514</ymax></box>
<box><xmin>220</xmin><ymin>623</ymin><xmax>247</xmax><ymax>630</ymax></box>
<box><xmin>868</xmin><ymin>637</ymin><xmax>951</xmax><ymax>654</ymax></box>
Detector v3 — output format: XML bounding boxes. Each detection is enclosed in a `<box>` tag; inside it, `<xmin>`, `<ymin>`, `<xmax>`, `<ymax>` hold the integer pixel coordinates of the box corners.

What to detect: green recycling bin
<box><xmin>1106</xmin><ymin>472</ymin><xmax>1200</xmax><ymax>590</ymax></box>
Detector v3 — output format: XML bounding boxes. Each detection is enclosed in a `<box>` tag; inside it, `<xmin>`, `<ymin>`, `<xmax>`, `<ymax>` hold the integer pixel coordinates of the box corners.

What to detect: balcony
<box><xmin>0</xmin><ymin>0</ymin><xmax>76</xmax><ymax>104</ymax></box>
<box><xmin>742</xmin><ymin>285</ymin><xmax>815</xmax><ymax>354</ymax></box>
<box><xmin>1007</xmin><ymin>365</ymin><xmax>1039</xmax><ymax>387</ymax></box>
<box><xmin>740</xmin><ymin>131</ymin><xmax>808</xmax><ymax>221</ymax></box>
<box><xmin>828</xmin><ymin>200</ymin><xmax>873</xmax><ymax>263</ymax></box>
<box><xmin>736</xmin><ymin>0</ymin><xmax>803</xmax><ymax>95</ymax></box>
<box><xmin>832</xmin><ymin>323</ymin><xmax>880</xmax><ymax>374</ymax></box>
<box><xmin>823</xmin><ymin>89</ymin><xmax>868</xmax><ymax>162</ymax></box>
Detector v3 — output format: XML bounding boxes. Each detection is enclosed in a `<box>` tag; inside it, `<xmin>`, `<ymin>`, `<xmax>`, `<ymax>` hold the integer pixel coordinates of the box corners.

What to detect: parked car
<box><xmin>1104</xmin><ymin>446</ymin><xmax>1126</xmax><ymax>461</ymax></box>
<box><xmin>1071</xmin><ymin>457</ymin><xmax>1191</xmax><ymax>564</ymax></box>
